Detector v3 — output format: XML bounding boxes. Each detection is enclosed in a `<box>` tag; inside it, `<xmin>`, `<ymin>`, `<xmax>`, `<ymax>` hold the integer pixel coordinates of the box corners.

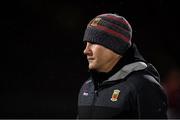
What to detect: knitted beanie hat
<box><xmin>83</xmin><ymin>13</ymin><xmax>132</xmax><ymax>55</ymax></box>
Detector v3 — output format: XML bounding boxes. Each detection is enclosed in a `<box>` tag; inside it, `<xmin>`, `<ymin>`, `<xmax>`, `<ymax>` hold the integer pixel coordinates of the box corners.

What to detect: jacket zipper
<box><xmin>90</xmin><ymin>83</ymin><xmax>99</xmax><ymax>118</ymax></box>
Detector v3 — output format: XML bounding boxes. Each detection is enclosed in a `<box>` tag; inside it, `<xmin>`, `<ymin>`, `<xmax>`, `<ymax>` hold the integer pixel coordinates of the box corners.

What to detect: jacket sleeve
<box><xmin>135</xmin><ymin>75</ymin><xmax>168</xmax><ymax>119</ymax></box>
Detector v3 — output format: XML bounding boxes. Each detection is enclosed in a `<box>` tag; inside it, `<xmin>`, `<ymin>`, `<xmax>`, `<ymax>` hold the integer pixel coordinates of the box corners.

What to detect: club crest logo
<box><xmin>111</xmin><ymin>89</ymin><xmax>120</xmax><ymax>102</ymax></box>
<box><xmin>89</xmin><ymin>17</ymin><xmax>101</xmax><ymax>27</ymax></box>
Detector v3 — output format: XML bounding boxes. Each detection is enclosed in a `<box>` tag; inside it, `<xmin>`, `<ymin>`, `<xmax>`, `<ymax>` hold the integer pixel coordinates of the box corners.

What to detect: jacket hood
<box><xmin>144</xmin><ymin>63</ymin><xmax>160</xmax><ymax>82</ymax></box>
<box><xmin>106</xmin><ymin>62</ymin><xmax>160</xmax><ymax>83</ymax></box>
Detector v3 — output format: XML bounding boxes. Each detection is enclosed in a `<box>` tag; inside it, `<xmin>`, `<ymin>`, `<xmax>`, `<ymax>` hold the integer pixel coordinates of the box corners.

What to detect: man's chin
<box><xmin>88</xmin><ymin>64</ymin><xmax>96</xmax><ymax>70</ymax></box>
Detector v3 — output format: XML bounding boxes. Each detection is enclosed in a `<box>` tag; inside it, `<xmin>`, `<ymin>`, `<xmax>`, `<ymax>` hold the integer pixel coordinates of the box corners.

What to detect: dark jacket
<box><xmin>78</xmin><ymin>44</ymin><xmax>168</xmax><ymax>119</ymax></box>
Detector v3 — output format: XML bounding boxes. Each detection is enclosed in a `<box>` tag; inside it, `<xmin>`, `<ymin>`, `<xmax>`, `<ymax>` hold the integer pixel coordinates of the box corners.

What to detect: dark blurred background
<box><xmin>0</xmin><ymin>0</ymin><xmax>180</xmax><ymax>118</ymax></box>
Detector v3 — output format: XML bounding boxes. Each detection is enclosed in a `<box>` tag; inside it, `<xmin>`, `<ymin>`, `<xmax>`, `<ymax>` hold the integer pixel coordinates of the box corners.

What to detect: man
<box><xmin>78</xmin><ymin>13</ymin><xmax>167</xmax><ymax>119</ymax></box>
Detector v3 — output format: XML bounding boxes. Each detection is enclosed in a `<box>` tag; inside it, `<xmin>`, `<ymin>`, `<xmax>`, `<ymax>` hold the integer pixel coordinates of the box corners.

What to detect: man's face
<box><xmin>83</xmin><ymin>42</ymin><xmax>121</xmax><ymax>72</ymax></box>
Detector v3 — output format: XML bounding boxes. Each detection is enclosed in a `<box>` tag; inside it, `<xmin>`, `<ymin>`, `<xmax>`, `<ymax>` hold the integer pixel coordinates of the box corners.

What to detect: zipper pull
<box><xmin>94</xmin><ymin>90</ymin><xmax>98</xmax><ymax>96</ymax></box>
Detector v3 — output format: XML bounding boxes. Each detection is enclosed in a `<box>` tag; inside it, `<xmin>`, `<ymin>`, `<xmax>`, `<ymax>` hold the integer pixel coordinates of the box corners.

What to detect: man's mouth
<box><xmin>87</xmin><ymin>57</ymin><xmax>94</xmax><ymax>61</ymax></box>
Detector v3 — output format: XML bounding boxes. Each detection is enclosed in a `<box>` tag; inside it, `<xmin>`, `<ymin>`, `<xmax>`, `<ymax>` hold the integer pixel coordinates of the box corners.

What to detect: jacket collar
<box><xmin>104</xmin><ymin>61</ymin><xmax>147</xmax><ymax>82</ymax></box>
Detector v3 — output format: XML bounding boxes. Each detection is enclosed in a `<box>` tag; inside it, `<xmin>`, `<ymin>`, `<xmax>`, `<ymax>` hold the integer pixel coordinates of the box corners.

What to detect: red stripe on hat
<box><xmin>106</xmin><ymin>15</ymin><xmax>129</xmax><ymax>26</ymax></box>
<box><xmin>105</xmin><ymin>20</ymin><xmax>129</xmax><ymax>33</ymax></box>
<box><xmin>94</xmin><ymin>25</ymin><xmax>129</xmax><ymax>42</ymax></box>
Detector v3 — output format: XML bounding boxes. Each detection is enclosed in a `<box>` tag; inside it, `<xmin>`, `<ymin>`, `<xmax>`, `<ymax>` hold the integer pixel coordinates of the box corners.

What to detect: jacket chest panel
<box><xmin>78</xmin><ymin>82</ymin><xmax>95</xmax><ymax>105</ymax></box>
<box><xmin>79</xmin><ymin>81</ymin><xmax>130</xmax><ymax>110</ymax></box>
<box><xmin>94</xmin><ymin>83</ymin><xmax>130</xmax><ymax>109</ymax></box>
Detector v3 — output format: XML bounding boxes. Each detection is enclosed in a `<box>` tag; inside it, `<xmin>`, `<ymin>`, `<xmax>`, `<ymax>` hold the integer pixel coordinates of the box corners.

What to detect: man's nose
<box><xmin>83</xmin><ymin>43</ymin><xmax>91</xmax><ymax>55</ymax></box>
<box><xmin>83</xmin><ymin>46</ymin><xmax>89</xmax><ymax>55</ymax></box>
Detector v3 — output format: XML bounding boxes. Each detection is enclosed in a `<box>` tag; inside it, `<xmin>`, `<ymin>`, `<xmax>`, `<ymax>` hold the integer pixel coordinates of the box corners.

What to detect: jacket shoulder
<box><xmin>126</xmin><ymin>70</ymin><xmax>162</xmax><ymax>92</ymax></box>
<box><xmin>125</xmin><ymin>71</ymin><xmax>168</xmax><ymax>118</ymax></box>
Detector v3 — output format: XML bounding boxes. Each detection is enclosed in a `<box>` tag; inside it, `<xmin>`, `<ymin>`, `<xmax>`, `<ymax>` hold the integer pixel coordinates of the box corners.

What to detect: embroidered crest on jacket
<box><xmin>111</xmin><ymin>89</ymin><xmax>120</xmax><ymax>102</ymax></box>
